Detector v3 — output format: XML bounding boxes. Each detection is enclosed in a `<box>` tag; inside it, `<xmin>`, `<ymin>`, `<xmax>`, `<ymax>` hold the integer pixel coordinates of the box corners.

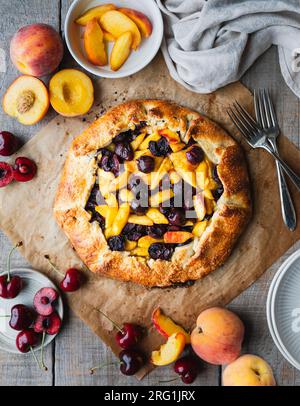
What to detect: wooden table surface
<box><xmin>0</xmin><ymin>0</ymin><xmax>300</xmax><ymax>386</ymax></box>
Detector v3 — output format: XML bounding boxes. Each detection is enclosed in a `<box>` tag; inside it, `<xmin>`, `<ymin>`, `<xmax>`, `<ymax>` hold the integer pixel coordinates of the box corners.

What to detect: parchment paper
<box><xmin>1</xmin><ymin>54</ymin><xmax>300</xmax><ymax>379</ymax></box>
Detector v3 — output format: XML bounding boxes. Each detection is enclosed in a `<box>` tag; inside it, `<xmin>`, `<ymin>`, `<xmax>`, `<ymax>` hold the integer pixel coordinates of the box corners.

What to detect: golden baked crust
<box><xmin>54</xmin><ymin>100</ymin><xmax>251</xmax><ymax>287</ymax></box>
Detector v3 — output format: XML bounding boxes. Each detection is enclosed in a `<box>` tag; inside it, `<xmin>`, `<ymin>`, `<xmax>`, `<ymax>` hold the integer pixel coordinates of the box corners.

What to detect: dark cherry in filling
<box><xmin>149</xmin><ymin>137</ymin><xmax>171</xmax><ymax>157</ymax></box>
<box><xmin>115</xmin><ymin>142</ymin><xmax>134</xmax><ymax>161</ymax></box>
<box><xmin>148</xmin><ymin>243</ymin><xmax>174</xmax><ymax>260</ymax></box>
<box><xmin>167</xmin><ymin>208</ymin><xmax>186</xmax><ymax>226</ymax></box>
<box><xmin>186</xmin><ymin>146</ymin><xmax>204</xmax><ymax>165</ymax></box>
<box><xmin>108</xmin><ymin>235</ymin><xmax>125</xmax><ymax>251</ymax></box>
<box><xmin>147</xmin><ymin>224</ymin><xmax>168</xmax><ymax>239</ymax></box>
<box><xmin>137</xmin><ymin>155</ymin><xmax>155</xmax><ymax>173</ymax></box>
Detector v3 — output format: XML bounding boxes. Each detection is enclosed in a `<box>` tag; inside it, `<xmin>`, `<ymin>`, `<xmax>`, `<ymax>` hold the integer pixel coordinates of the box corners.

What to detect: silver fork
<box><xmin>254</xmin><ymin>89</ymin><xmax>296</xmax><ymax>231</ymax></box>
<box><xmin>227</xmin><ymin>102</ymin><xmax>300</xmax><ymax>194</ymax></box>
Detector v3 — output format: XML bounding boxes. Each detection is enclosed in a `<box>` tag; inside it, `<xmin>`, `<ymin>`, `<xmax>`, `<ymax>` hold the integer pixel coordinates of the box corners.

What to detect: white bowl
<box><xmin>64</xmin><ymin>0</ymin><xmax>164</xmax><ymax>78</ymax></box>
<box><xmin>266</xmin><ymin>249</ymin><xmax>300</xmax><ymax>371</ymax></box>
<box><xmin>0</xmin><ymin>268</ymin><xmax>63</xmax><ymax>354</ymax></box>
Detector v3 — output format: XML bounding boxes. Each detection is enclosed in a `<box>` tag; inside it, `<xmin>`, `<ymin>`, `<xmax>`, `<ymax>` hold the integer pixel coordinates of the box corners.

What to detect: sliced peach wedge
<box><xmin>110</xmin><ymin>31</ymin><xmax>133</xmax><ymax>71</ymax></box>
<box><xmin>84</xmin><ymin>18</ymin><xmax>107</xmax><ymax>66</ymax></box>
<box><xmin>100</xmin><ymin>10</ymin><xmax>141</xmax><ymax>50</ymax></box>
<box><xmin>151</xmin><ymin>332</ymin><xmax>186</xmax><ymax>366</ymax></box>
<box><xmin>2</xmin><ymin>75</ymin><xmax>49</xmax><ymax>125</ymax></box>
<box><xmin>49</xmin><ymin>69</ymin><xmax>94</xmax><ymax>117</ymax></box>
<box><xmin>152</xmin><ymin>307</ymin><xmax>191</xmax><ymax>344</ymax></box>
<box><xmin>75</xmin><ymin>4</ymin><xmax>117</xmax><ymax>26</ymax></box>
<box><xmin>118</xmin><ymin>8</ymin><xmax>153</xmax><ymax>38</ymax></box>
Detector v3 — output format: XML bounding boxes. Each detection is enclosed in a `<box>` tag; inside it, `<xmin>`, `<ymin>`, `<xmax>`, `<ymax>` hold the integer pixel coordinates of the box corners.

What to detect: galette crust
<box><xmin>54</xmin><ymin>100</ymin><xmax>251</xmax><ymax>287</ymax></box>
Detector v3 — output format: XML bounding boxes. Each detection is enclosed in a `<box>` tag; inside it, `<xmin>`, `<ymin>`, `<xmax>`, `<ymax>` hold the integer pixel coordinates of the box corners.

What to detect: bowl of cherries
<box><xmin>0</xmin><ymin>244</ymin><xmax>64</xmax><ymax>370</ymax></box>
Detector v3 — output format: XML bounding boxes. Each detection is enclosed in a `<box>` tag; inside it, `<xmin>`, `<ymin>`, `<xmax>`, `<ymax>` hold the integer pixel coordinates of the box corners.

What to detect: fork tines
<box><xmin>254</xmin><ymin>89</ymin><xmax>278</xmax><ymax>130</ymax></box>
<box><xmin>227</xmin><ymin>101</ymin><xmax>260</xmax><ymax>142</ymax></box>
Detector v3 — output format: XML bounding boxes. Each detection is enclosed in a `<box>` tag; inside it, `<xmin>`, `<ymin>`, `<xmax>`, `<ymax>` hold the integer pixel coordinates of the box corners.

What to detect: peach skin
<box><xmin>75</xmin><ymin>4</ymin><xmax>117</xmax><ymax>26</ymax></box>
<box><xmin>84</xmin><ymin>19</ymin><xmax>107</xmax><ymax>66</ymax></box>
<box><xmin>118</xmin><ymin>8</ymin><xmax>153</xmax><ymax>37</ymax></box>
<box><xmin>191</xmin><ymin>307</ymin><xmax>244</xmax><ymax>365</ymax></box>
<box><xmin>151</xmin><ymin>333</ymin><xmax>186</xmax><ymax>366</ymax></box>
<box><xmin>223</xmin><ymin>355</ymin><xmax>276</xmax><ymax>386</ymax></box>
<box><xmin>10</xmin><ymin>23</ymin><xmax>63</xmax><ymax>77</ymax></box>
<box><xmin>152</xmin><ymin>307</ymin><xmax>191</xmax><ymax>344</ymax></box>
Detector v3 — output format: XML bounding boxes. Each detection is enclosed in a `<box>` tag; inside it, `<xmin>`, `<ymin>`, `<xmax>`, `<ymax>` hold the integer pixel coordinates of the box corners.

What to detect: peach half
<box><xmin>100</xmin><ymin>10</ymin><xmax>141</xmax><ymax>50</ymax></box>
<box><xmin>152</xmin><ymin>307</ymin><xmax>191</xmax><ymax>344</ymax></box>
<box><xmin>223</xmin><ymin>355</ymin><xmax>276</xmax><ymax>386</ymax></box>
<box><xmin>118</xmin><ymin>8</ymin><xmax>153</xmax><ymax>38</ymax></box>
<box><xmin>10</xmin><ymin>23</ymin><xmax>63</xmax><ymax>77</ymax></box>
<box><xmin>151</xmin><ymin>332</ymin><xmax>186</xmax><ymax>366</ymax></box>
<box><xmin>49</xmin><ymin>69</ymin><xmax>94</xmax><ymax>117</ymax></box>
<box><xmin>2</xmin><ymin>75</ymin><xmax>49</xmax><ymax>125</ymax></box>
<box><xmin>191</xmin><ymin>307</ymin><xmax>244</xmax><ymax>365</ymax></box>
<box><xmin>84</xmin><ymin>18</ymin><xmax>107</xmax><ymax>66</ymax></box>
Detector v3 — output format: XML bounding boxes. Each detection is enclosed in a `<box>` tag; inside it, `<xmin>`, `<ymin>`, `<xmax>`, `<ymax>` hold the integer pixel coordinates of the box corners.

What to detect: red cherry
<box><xmin>0</xmin><ymin>242</ymin><xmax>23</xmax><ymax>299</ymax></box>
<box><xmin>115</xmin><ymin>323</ymin><xmax>144</xmax><ymax>349</ymax></box>
<box><xmin>60</xmin><ymin>268</ymin><xmax>82</xmax><ymax>292</ymax></box>
<box><xmin>0</xmin><ymin>275</ymin><xmax>22</xmax><ymax>299</ymax></box>
<box><xmin>33</xmin><ymin>287</ymin><xmax>58</xmax><ymax>316</ymax></box>
<box><xmin>13</xmin><ymin>157</ymin><xmax>37</xmax><ymax>182</ymax></box>
<box><xmin>16</xmin><ymin>329</ymin><xmax>39</xmax><ymax>353</ymax></box>
<box><xmin>181</xmin><ymin>370</ymin><xmax>197</xmax><ymax>384</ymax></box>
<box><xmin>9</xmin><ymin>304</ymin><xmax>34</xmax><ymax>330</ymax></box>
<box><xmin>95</xmin><ymin>308</ymin><xmax>144</xmax><ymax>349</ymax></box>
<box><xmin>174</xmin><ymin>356</ymin><xmax>199</xmax><ymax>384</ymax></box>
<box><xmin>119</xmin><ymin>349</ymin><xmax>144</xmax><ymax>376</ymax></box>
<box><xmin>0</xmin><ymin>162</ymin><xmax>14</xmax><ymax>188</ymax></box>
<box><xmin>44</xmin><ymin>255</ymin><xmax>83</xmax><ymax>293</ymax></box>
<box><xmin>34</xmin><ymin>312</ymin><xmax>62</xmax><ymax>335</ymax></box>
<box><xmin>0</xmin><ymin>131</ymin><xmax>20</xmax><ymax>156</ymax></box>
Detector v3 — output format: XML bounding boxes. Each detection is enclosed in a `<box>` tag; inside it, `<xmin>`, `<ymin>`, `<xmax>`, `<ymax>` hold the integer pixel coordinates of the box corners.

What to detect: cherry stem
<box><xmin>6</xmin><ymin>241</ymin><xmax>22</xmax><ymax>283</ymax></box>
<box><xmin>30</xmin><ymin>346</ymin><xmax>43</xmax><ymax>371</ymax></box>
<box><xmin>44</xmin><ymin>255</ymin><xmax>64</xmax><ymax>277</ymax></box>
<box><xmin>89</xmin><ymin>362</ymin><xmax>117</xmax><ymax>375</ymax></box>
<box><xmin>158</xmin><ymin>377</ymin><xmax>179</xmax><ymax>384</ymax></box>
<box><xmin>0</xmin><ymin>315</ymin><xmax>10</xmax><ymax>317</ymax></box>
<box><xmin>95</xmin><ymin>308</ymin><xmax>123</xmax><ymax>333</ymax></box>
<box><xmin>40</xmin><ymin>331</ymin><xmax>48</xmax><ymax>371</ymax></box>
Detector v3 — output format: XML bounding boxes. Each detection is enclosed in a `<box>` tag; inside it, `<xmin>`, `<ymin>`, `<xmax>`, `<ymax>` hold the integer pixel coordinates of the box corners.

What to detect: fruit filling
<box><xmin>84</xmin><ymin>123</ymin><xmax>224</xmax><ymax>261</ymax></box>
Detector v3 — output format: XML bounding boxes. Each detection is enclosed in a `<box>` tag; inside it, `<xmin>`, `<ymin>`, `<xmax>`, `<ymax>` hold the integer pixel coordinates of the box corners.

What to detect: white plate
<box><xmin>0</xmin><ymin>268</ymin><xmax>63</xmax><ymax>354</ymax></box>
<box><xmin>266</xmin><ymin>249</ymin><xmax>300</xmax><ymax>371</ymax></box>
<box><xmin>65</xmin><ymin>0</ymin><xmax>164</xmax><ymax>78</ymax></box>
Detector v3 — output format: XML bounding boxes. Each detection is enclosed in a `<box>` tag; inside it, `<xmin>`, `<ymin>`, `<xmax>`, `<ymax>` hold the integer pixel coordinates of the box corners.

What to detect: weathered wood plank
<box><xmin>234</xmin><ymin>46</ymin><xmax>300</xmax><ymax>386</ymax></box>
<box><xmin>0</xmin><ymin>0</ymin><xmax>61</xmax><ymax>386</ymax></box>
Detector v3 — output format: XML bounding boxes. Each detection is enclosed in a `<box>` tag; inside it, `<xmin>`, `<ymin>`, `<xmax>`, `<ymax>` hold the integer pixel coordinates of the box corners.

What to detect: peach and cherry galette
<box><xmin>54</xmin><ymin>100</ymin><xmax>251</xmax><ymax>287</ymax></box>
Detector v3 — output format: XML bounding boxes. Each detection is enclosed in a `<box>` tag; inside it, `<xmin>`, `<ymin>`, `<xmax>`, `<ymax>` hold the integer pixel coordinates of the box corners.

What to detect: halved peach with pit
<box><xmin>49</xmin><ymin>69</ymin><xmax>94</xmax><ymax>117</ymax></box>
<box><xmin>100</xmin><ymin>10</ymin><xmax>141</xmax><ymax>50</ymax></box>
<box><xmin>2</xmin><ymin>75</ymin><xmax>49</xmax><ymax>125</ymax></box>
<box><xmin>84</xmin><ymin>18</ymin><xmax>107</xmax><ymax>66</ymax></box>
<box><xmin>75</xmin><ymin>4</ymin><xmax>117</xmax><ymax>26</ymax></box>
<box><xmin>118</xmin><ymin>8</ymin><xmax>153</xmax><ymax>38</ymax></box>
<box><xmin>110</xmin><ymin>31</ymin><xmax>132</xmax><ymax>71</ymax></box>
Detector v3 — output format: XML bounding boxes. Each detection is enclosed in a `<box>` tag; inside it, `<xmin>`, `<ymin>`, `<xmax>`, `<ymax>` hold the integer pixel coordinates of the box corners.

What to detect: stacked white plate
<box><xmin>266</xmin><ymin>249</ymin><xmax>300</xmax><ymax>371</ymax></box>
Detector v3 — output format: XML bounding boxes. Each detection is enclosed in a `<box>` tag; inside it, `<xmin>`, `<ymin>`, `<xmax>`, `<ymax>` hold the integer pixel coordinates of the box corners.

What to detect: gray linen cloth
<box><xmin>156</xmin><ymin>0</ymin><xmax>300</xmax><ymax>96</ymax></box>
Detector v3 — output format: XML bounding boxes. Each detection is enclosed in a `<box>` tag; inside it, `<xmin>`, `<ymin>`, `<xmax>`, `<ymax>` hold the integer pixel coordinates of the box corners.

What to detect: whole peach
<box><xmin>223</xmin><ymin>354</ymin><xmax>276</xmax><ymax>386</ymax></box>
<box><xmin>191</xmin><ymin>307</ymin><xmax>244</xmax><ymax>365</ymax></box>
<box><xmin>10</xmin><ymin>23</ymin><xmax>63</xmax><ymax>77</ymax></box>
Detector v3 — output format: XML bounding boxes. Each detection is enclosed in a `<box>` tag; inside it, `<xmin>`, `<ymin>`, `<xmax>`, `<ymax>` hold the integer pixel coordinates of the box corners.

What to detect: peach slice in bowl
<box><xmin>64</xmin><ymin>0</ymin><xmax>163</xmax><ymax>78</ymax></box>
